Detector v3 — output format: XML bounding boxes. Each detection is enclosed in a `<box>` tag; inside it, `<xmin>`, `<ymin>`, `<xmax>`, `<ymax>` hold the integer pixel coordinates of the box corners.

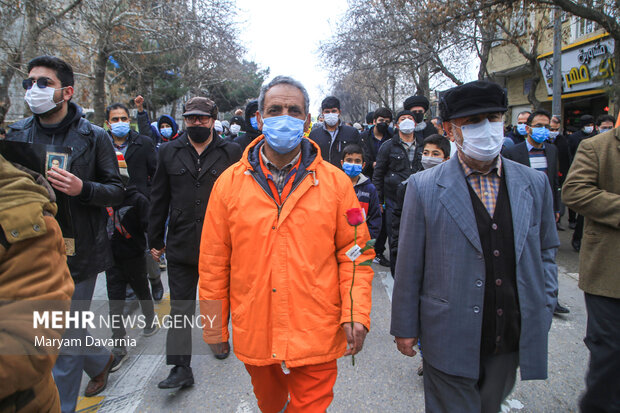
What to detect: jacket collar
<box><xmin>242</xmin><ymin>135</ymin><xmax>322</xmax><ymax>173</ymax></box>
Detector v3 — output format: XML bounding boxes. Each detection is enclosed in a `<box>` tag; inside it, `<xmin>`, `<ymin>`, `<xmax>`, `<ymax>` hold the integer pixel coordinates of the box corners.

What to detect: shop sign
<box><xmin>539</xmin><ymin>36</ymin><xmax>615</xmax><ymax>95</ymax></box>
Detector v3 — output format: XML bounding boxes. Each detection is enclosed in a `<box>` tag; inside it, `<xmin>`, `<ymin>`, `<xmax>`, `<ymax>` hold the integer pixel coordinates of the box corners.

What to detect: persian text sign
<box><xmin>539</xmin><ymin>36</ymin><xmax>615</xmax><ymax>95</ymax></box>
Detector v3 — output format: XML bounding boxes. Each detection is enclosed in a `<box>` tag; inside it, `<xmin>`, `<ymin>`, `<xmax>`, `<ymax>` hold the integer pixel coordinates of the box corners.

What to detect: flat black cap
<box><xmin>439</xmin><ymin>81</ymin><xmax>507</xmax><ymax>121</ymax></box>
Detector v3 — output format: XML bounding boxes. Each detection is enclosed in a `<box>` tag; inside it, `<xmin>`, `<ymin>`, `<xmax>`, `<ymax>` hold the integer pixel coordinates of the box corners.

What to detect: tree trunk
<box><xmin>0</xmin><ymin>51</ymin><xmax>21</xmax><ymax>124</ymax></box>
<box><xmin>609</xmin><ymin>41</ymin><xmax>620</xmax><ymax>118</ymax></box>
<box><xmin>92</xmin><ymin>50</ymin><xmax>108</xmax><ymax>126</ymax></box>
<box><xmin>526</xmin><ymin>59</ymin><xmax>542</xmax><ymax>110</ymax></box>
<box><xmin>417</xmin><ymin>62</ymin><xmax>430</xmax><ymax>98</ymax></box>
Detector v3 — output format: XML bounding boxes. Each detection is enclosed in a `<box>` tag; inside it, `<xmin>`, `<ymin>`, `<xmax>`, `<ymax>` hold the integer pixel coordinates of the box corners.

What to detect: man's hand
<box><xmin>395</xmin><ymin>337</ymin><xmax>417</xmax><ymax>357</ymax></box>
<box><xmin>134</xmin><ymin>95</ymin><xmax>145</xmax><ymax>112</ymax></box>
<box><xmin>342</xmin><ymin>322</ymin><xmax>368</xmax><ymax>356</ymax></box>
<box><xmin>47</xmin><ymin>167</ymin><xmax>83</xmax><ymax>196</ymax></box>
<box><xmin>555</xmin><ymin>212</ymin><xmax>560</xmax><ymax>223</ymax></box>
<box><xmin>150</xmin><ymin>247</ymin><xmax>165</xmax><ymax>262</ymax></box>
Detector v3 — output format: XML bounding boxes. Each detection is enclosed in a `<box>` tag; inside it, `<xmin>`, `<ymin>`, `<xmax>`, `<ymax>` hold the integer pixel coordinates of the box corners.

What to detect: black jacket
<box><xmin>551</xmin><ymin>134</ymin><xmax>572</xmax><ymax>185</ymax></box>
<box><xmin>108</xmin><ymin>185</ymin><xmax>149</xmax><ymax>259</ymax></box>
<box><xmin>503</xmin><ymin>141</ymin><xmax>560</xmax><ymax>212</ymax></box>
<box><xmin>308</xmin><ymin>122</ymin><xmax>362</xmax><ymax>167</ymax></box>
<box><xmin>360</xmin><ymin>126</ymin><xmax>392</xmax><ymax>179</ymax></box>
<box><xmin>7</xmin><ymin>103</ymin><xmax>124</xmax><ymax>281</ymax></box>
<box><xmin>567</xmin><ymin>129</ymin><xmax>596</xmax><ymax>158</ymax></box>
<box><xmin>372</xmin><ymin>134</ymin><xmax>424</xmax><ymax>203</ymax></box>
<box><xmin>233</xmin><ymin>104</ymin><xmax>262</xmax><ymax>151</ymax></box>
<box><xmin>109</xmin><ymin>129</ymin><xmax>157</xmax><ymax>197</ymax></box>
<box><xmin>148</xmin><ymin>134</ymin><xmax>242</xmax><ymax>266</ymax></box>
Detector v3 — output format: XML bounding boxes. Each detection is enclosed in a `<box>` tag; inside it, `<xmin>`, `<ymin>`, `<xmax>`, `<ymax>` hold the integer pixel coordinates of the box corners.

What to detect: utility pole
<box><xmin>552</xmin><ymin>6</ymin><xmax>562</xmax><ymax>122</ymax></box>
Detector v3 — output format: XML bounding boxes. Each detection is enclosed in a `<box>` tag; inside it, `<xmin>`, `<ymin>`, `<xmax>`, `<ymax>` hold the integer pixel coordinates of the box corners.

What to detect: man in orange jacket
<box><xmin>198</xmin><ymin>76</ymin><xmax>375</xmax><ymax>412</ymax></box>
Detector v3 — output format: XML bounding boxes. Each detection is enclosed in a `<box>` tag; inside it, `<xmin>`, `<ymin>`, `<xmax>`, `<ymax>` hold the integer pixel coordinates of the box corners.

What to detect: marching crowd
<box><xmin>0</xmin><ymin>54</ymin><xmax>618</xmax><ymax>413</ymax></box>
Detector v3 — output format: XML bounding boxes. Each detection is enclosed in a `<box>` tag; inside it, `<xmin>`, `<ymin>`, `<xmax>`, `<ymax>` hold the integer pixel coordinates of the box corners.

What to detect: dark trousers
<box><xmin>166</xmin><ymin>261</ymin><xmax>198</xmax><ymax>367</ymax></box>
<box><xmin>423</xmin><ymin>352</ymin><xmax>519</xmax><ymax>413</ymax></box>
<box><xmin>569</xmin><ymin>208</ymin><xmax>577</xmax><ymax>223</ymax></box>
<box><xmin>573</xmin><ymin>214</ymin><xmax>584</xmax><ymax>242</ymax></box>
<box><xmin>375</xmin><ymin>206</ymin><xmax>388</xmax><ymax>256</ymax></box>
<box><xmin>106</xmin><ymin>255</ymin><xmax>155</xmax><ymax>340</ymax></box>
<box><xmin>580</xmin><ymin>293</ymin><xmax>620</xmax><ymax>413</ymax></box>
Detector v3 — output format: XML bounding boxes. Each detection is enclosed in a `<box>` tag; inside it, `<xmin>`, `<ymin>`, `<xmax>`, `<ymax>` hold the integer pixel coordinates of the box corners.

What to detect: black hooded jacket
<box><xmin>233</xmin><ymin>101</ymin><xmax>261</xmax><ymax>151</ymax></box>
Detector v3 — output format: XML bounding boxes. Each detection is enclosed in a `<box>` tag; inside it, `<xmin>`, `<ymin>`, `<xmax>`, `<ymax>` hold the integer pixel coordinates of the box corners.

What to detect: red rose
<box><xmin>345</xmin><ymin>208</ymin><xmax>365</xmax><ymax>226</ymax></box>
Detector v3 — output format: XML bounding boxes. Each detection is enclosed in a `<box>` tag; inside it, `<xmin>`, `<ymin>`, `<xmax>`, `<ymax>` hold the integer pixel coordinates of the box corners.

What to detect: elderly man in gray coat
<box><xmin>391</xmin><ymin>81</ymin><xmax>559</xmax><ymax>413</ymax></box>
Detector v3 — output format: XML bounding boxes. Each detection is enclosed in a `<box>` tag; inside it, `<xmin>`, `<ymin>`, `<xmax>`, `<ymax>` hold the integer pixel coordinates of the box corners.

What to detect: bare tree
<box><xmin>0</xmin><ymin>0</ymin><xmax>83</xmax><ymax>123</ymax></box>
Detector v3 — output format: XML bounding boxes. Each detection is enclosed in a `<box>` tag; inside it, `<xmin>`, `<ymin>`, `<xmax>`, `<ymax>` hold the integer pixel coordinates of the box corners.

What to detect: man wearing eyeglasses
<box><xmin>503</xmin><ymin>109</ymin><xmax>570</xmax><ymax>315</ymax></box>
<box><xmin>6</xmin><ymin>55</ymin><xmax>124</xmax><ymax>412</ymax></box>
<box><xmin>148</xmin><ymin>97</ymin><xmax>242</xmax><ymax>389</ymax></box>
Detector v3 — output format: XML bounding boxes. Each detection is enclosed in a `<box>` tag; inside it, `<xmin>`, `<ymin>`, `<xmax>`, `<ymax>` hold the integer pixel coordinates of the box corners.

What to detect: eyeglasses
<box><xmin>22</xmin><ymin>77</ymin><xmax>52</xmax><ymax>90</ymax></box>
<box><xmin>184</xmin><ymin>115</ymin><xmax>211</xmax><ymax>124</ymax></box>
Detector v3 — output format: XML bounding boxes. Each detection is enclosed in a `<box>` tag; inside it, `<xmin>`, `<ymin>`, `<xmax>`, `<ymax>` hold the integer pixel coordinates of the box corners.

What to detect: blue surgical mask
<box><xmin>250</xmin><ymin>116</ymin><xmax>259</xmax><ymax>130</ymax></box>
<box><xmin>262</xmin><ymin>115</ymin><xmax>305</xmax><ymax>154</ymax></box>
<box><xmin>530</xmin><ymin>127</ymin><xmax>550</xmax><ymax>143</ymax></box>
<box><xmin>111</xmin><ymin>121</ymin><xmax>131</xmax><ymax>137</ymax></box>
<box><xmin>516</xmin><ymin>123</ymin><xmax>527</xmax><ymax>135</ymax></box>
<box><xmin>160</xmin><ymin>127</ymin><xmax>173</xmax><ymax>138</ymax></box>
<box><xmin>598</xmin><ymin>127</ymin><xmax>612</xmax><ymax>134</ymax></box>
<box><xmin>548</xmin><ymin>131</ymin><xmax>559</xmax><ymax>141</ymax></box>
<box><xmin>342</xmin><ymin>162</ymin><xmax>362</xmax><ymax>177</ymax></box>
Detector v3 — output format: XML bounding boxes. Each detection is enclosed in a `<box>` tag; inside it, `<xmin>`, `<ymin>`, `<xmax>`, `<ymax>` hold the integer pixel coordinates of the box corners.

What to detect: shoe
<box><xmin>556</xmin><ymin>223</ymin><xmax>565</xmax><ymax>231</ymax></box>
<box><xmin>569</xmin><ymin>221</ymin><xmax>577</xmax><ymax>229</ymax></box>
<box><xmin>373</xmin><ymin>254</ymin><xmax>390</xmax><ymax>267</ymax></box>
<box><xmin>158</xmin><ymin>366</ymin><xmax>194</xmax><ymax>389</ymax></box>
<box><xmin>159</xmin><ymin>256</ymin><xmax>167</xmax><ymax>270</ymax></box>
<box><xmin>150</xmin><ymin>279</ymin><xmax>164</xmax><ymax>302</ymax></box>
<box><xmin>417</xmin><ymin>363</ymin><xmax>424</xmax><ymax>376</ymax></box>
<box><xmin>209</xmin><ymin>341</ymin><xmax>230</xmax><ymax>360</ymax></box>
<box><xmin>143</xmin><ymin>324</ymin><xmax>159</xmax><ymax>337</ymax></box>
<box><xmin>572</xmin><ymin>239</ymin><xmax>581</xmax><ymax>252</ymax></box>
<box><xmin>110</xmin><ymin>347</ymin><xmax>127</xmax><ymax>373</ymax></box>
<box><xmin>554</xmin><ymin>302</ymin><xmax>570</xmax><ymax>315</ymax></box>
<box><xmin>84</xmin><ymin>354</ymin><xmax>114</xmax><ymax>396</ymax></box>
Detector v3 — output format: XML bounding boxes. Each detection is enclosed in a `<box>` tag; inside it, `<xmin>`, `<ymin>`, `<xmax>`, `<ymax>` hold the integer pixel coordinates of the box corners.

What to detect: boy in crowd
<box><xmin>106</xmin><ymin>153</ymin><xmax>158</xmax><ymax>372</ymax></box>
<box><xmin>341</xmin><ymin>144</ymin><xmax>382</xmax><ymax>240</ymax></box>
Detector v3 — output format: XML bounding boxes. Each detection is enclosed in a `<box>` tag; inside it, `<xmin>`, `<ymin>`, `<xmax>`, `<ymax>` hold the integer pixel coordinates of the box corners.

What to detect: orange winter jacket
<box><xmin>198</xmin><ymin>136</ymin><xmax>374</xmax><ymax>367</ymax></box>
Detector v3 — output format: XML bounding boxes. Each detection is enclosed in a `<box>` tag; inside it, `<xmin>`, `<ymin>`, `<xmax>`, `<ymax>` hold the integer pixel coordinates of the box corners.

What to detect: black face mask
<box><xmin>413</xmin><ymin>112</ymin><xmax>424</xmax><ymax>124</ymax></box>
<box><xmin>376</xmin><ymin>122</ymin><xmax>388</xmax><ymax>135</ymax></box>
<box><xmin>187</xmin><ymin>126</ymin><xmax>212</xmax><ymax>143</ymax></box>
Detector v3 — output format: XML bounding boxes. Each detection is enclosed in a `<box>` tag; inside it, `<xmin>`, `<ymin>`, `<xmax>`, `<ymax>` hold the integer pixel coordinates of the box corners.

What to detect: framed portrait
<box><xmin>46</xmin><ymin>151</ymin><xmax>69</xmax><ymax>171</ymax></box>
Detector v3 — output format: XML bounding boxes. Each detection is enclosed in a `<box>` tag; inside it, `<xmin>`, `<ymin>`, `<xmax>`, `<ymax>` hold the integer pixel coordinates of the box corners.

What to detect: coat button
<box><xmin>195</xmin><ymin>200</ymin><xmax>201</xmax><ymax>205</ymax></box>
<box><xmin>473</xmin><ymin>306</ymin><xmax>480</xmax><ymax>313</ymax></box>
<box><xmin>196</xmin><ymin>218</ymin><xmax>202</xmax><ymax>223</ymax></box>
<box><xmin>10</xmin><ymin>230</ymin><xmax>19</xmax><ymax>238</ymax></box>
<box><xmin>195</xmin><ymin>183</ymin><xmax>201</xmax><ymax>188</ymax></box>
<box><xmin>211</xmin><ymin>169</ymin><xmax>217</xmax><ymax>175</ymax></box>
<box><xmin>497</xmin><ymin>308</ymin><xmax>503</xmax><ymax>316</ymax></box>
<box><xmin>180</xmin><ymin>168</ymin><xmax>186</xmax><ymax>173</ymax></box>
<box><xmin>493</xmin><ymin>250</ymin><xmax>500</xmax><ymax>257</ymax></box>
<box><xmin>33</xmin><ymin>224</ymin><xmax>41</xmax><ymax>232</ymax></box>
<box><xmin>272</xmin><ymin>226</ymin><xmax>276</xmax><ymax>230</ymax></box>
<box><xmin>272</xmin><ymin>288</ymin><xmax>276</xmax><ymax>293</ymax></box>
<box><xmin>475</xmin><ymin>280</ymin><xmax>483</xmax><ymax>287</ymax></box>
<box><xmin>492</xmin><ymin>223</ymin><xmax>498</xmax><ymax>230</ymax></box>
<box><xmin>495</xmin><ymin>279</ymin><xmax>502</xmax><ymax>286</ymax></box>
<box><xmin>272</xmin><ymin>354</ymin><xmax>276</xmax><ymax>358</ymax></box>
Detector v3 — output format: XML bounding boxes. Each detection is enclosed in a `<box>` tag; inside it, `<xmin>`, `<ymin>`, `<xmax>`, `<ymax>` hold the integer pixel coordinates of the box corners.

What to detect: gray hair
<box><xmin>258</xmin><ymin>75</ymin><xmax>310</xmax><ymax>116</ymax></box>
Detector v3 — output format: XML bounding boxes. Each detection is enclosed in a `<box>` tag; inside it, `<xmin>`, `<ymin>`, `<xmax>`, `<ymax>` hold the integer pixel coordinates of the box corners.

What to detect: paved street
<box><xmin>76</xmin><ymin>223</ymin><xmax>588</xmax><ymax>413</ymax></box>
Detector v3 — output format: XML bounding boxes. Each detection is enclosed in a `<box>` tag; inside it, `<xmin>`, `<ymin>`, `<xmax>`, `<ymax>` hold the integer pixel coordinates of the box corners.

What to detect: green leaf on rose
<box><xmin>357</xmin><ymin>259</ymin><xmax>373</xmax><ymax>266</ymax></box>
<box><xmin>360</xmin><ymin>239</ymin><xmax>376</xmax><ymax>252</ymax></box>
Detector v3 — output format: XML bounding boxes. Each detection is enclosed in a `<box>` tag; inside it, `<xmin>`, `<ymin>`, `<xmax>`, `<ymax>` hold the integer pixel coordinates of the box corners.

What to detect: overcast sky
<box><xmin>235</xmin><ymin>0</ymin><xmax>348</xmax><ymax>116</ymax></box>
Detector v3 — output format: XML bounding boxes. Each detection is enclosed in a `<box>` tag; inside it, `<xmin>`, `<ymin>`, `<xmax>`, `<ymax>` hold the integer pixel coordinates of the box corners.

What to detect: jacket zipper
<box><xmin>248</xmin><ymin>169</ymin><xmax>312</xmax><ymax>222</ymax></box>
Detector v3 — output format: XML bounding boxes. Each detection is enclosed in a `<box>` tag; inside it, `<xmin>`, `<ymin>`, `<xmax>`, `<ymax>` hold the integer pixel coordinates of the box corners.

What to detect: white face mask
<box><xmin>584</xmin><ymin>126</ymin><xmax>594</xmax><ymax>134</ymax></box>
<box><xmin>421</xmin><ymin>155</ymin><xmax>443</xmax><ymax>169</ymax></box>
<box><xmin>230</xmin><ymin>124</ymin><xmax>241</xmax><ymax>135</ymax></box>
<box><xmin>324</xmin><ymin>113</ymin><xmax>339</xmax><ymax>127</ymax></box>
<box><xmin>453</xmin><ymin>119</ymin><xmax>504</xmax><ymax>162</ymax></box>
<box><xmin>399</xmin><ymin>118</ymin><xmax>415</xmax><ymax>134</ymax></box>
<box><xmin>548</xmin><ymin>131</ymin><xmax>560</xmax><ymax>140</ymax></box>
<box><xmin>24</xmin><ymin>84</ymin><xmax>65</xmax><ymax>114</ymax></box>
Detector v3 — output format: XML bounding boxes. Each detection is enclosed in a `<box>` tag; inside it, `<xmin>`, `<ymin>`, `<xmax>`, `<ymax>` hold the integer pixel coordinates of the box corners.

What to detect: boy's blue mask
<box><xmin>342</xmin><ymin>162</ymin><xmax>363</xmax><ymax>177</ymax></box>
<box><xmin>250</xmin><ymin>116</ymin><xmax>259</xmax><ymax>130</ymax></box>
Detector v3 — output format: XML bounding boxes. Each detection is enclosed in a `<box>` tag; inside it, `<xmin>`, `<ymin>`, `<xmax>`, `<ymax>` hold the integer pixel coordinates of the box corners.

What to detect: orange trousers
<box><xmin>244</xmin><ymin>360</ymin><xmax>338</xmax><ymax>413</ymax></box>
